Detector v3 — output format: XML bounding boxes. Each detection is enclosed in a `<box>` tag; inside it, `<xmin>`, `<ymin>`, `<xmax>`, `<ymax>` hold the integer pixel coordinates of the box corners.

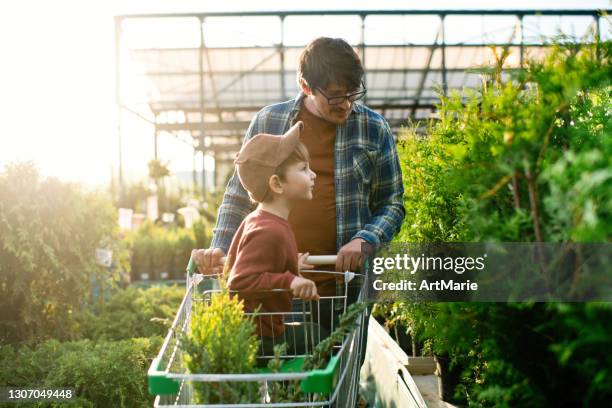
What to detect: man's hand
<box><xmin>290</xmin><ymin>276</ymin><xmax>319</xmax><ymax>300</ymax></box>
<box><xmin>335</xmin><ymin>238</ymin><xmax>366</xmax><ymax>272</ymax></box>
<box><xmin>298</xmin><ymin>252</ymin><xmax>315</xmax><ymax>271</ymax></box>
<box><xmin>191</xmin><ymin>248</ymin><xmax>225</xmax><ymax>276</ymax></box>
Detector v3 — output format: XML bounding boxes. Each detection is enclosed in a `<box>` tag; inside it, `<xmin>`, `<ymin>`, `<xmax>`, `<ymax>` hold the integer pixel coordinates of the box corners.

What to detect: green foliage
<box><xmin>410</xmin><ymin>302</ymin><xmax>612</xmax><ymax>407</ymax></box>
<box><xmin>264</xmin><ymin>302</ymin><xmax>370</xmax><ymax>403</ymax></box>
<box><xmin>539</xmin><ymin>87</ymin><xmax>612</xmax><ymax>242</ymax></box>
<box><xmin>0</xmin><ymin>336</ymin><xmax>162</xmax><ymax>408</ymax></box>
<box><xmin>395</xmin><ymin>125</ymin><xmax>467</xmax><ymax>242</ymax></box>
<box><xmin>115</xmin><ymin>182</ymin><xmax>152</xmax><ymax>213</ymax></box>
<box><xmin>182</xmin><ymin>290</ymin><xmax>260</xmax><ymax>404</ymax></box>
<box><xmin>545</xmin><ymin>302</ymin><xmax>612</xmax><ymax>405</ymax></box>
<box><xmin>265</xmin><ymin>344</ymin><xmax>302</xmax><ymax>403</ymax></box>
<box><xmin>372</xmin><ymin>301</ymin><xmax>435</xmax><ymax>352</ymax></box>
<box><xmin>392</xmin><ymin>40</ymin><xmax>612</xmax><ymax>407</ymax></box>
<box><xmin>78</xmin><ymin>285</ymin><xmax>183</xmax><ymax>341</ymax></box>
<box><xmin>126</xmin><ymin>221</ymin><xmax>210</xmax><ymax>280</ymax></box>
<box><xmin>303</xmin><ymin>301</ymin><xmax>370</xmax><ymax>371</ymax></box>
<box><xmin>398</xmin><ymin>42</ymin><xmax>611</xmax><ymax>243</ymax></box>
<box><xmin>0</xmin><ymin>284</ymin><xmax>181</xmax><ymax>407</ymax></box>
<box><xmin>192</xmin><ymin>218</ymin><xmax>211</xmax><ymax>249</ymax></box>
<box><xmin>147</xmin><ymin>160</ymin><xmax>170</xmax><ymax>180</ymax></box>
<box><xmin>0</xmin><ymin>162</ymin><xmax>118</xmax><ymax>345</ymax></box>
<box><xmin>114</xmin><ymin>180</ymin><xmax>200</xmax><ymax>216</ymax></box>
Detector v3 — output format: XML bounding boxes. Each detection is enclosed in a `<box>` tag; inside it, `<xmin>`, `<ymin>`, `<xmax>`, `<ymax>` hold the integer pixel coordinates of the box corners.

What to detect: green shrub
<box><xmin>150</xmin><ymin>234</ymin><xmax>174</xmax><ymax>280</ymax></box>
<box><xmin>392</xmin><ymin>40</ymin><xmax>611</xmax><ymax>407</ymax></box>
<box><xmin>0</xmin><ymin>337</ymin><xmax>162</xmax><ymax>408</ymax></box>
<box><xmin>78</xmin><ymin>286</ymin><xmax>183</xmax><ymax>341</ymax></box>
<box><xmin>130</xmin><ymin>234</ymin><xmax>154</xmax><ymax>280</ymax></box>
<box><xmin>193</xmin><ymin>219</ymin><xmax>211</xmax><ymax>249</ymax></box>
<box><xmin>0</xmin><ymin>163</ymin><xmax>118</xmax><ymax>345</ymax></box>
<box><xmin>396</xmin><ymin>124</ymin><xmax>467</xmax><ymax>243</ymax></box>
<box><xmin>182</xmin><ymin>290</ymin><xmax>260</xmax><ymax>404</ymax></box>
<box><xmin>126</xmin><ymin>221</ymin><xmax>208</xmax><ymax>281</ymax></box>
<box><xmin>172</xmin><ymin>229</ymin><xmax>196</xmax><ymax>279</ymax></box>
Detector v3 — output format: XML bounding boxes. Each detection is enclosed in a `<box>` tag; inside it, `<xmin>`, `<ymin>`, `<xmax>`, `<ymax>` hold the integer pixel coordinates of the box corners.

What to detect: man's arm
<box><xmin>352</xmin><ymin>119</ymin><xmax>405</xmax><ymax>244</ymax></box>
<box><xmin>209</xmin><ymin>116</ymin><xmax>260</xmax><ymax>253</ymax></box>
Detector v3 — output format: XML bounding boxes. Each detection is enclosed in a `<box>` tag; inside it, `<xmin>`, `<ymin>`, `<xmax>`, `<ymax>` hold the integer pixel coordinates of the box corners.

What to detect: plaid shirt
<box><xmin>211</xmin><ymin>92</ymin><xmax>405</xmax><ymax>253</ymax></box>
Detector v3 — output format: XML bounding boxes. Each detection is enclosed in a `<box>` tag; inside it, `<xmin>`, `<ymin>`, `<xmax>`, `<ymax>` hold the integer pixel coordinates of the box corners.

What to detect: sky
<box><xmin>0</xmin><ymin>0</ymin><xmax>609</xmax><ymax>188</ymax></box>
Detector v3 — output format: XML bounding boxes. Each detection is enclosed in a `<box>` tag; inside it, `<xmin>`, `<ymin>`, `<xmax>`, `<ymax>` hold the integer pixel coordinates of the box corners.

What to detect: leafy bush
<box><xmin>395</xmin><ymin>123</ymin><xmax>467</xmax><ymax>243</ymax></box>
<box><xmin>0</xmin><ymin>163</ymin><xmax>118</xmax><ymax>345</ymax></box>
<box><xmin>392</xmin><ymin>40</ymin><xmax>611</xmax><ymax>407</ymax></box>
<box><xmin>172</xmin><ymin>227</ymin><xmax>201</xmax><ymax>276</ymax></box>
<box><xmin>126</xmin><ymin>220</ymin><xmax>211</xmax><ymax>281</ymax></box>
<box><xmin>150</xmin><ymin>233</ymin><xmax>174</xmax><ymax>280</ymax></box>
<box><xmin>0</xmin><ymin>336</ymin><xmax>162</xmax><ymax>408</ymax></box>
<box><xmin>78</xmin><ymin>285</ymin><xmax>184</xmax><ymax>341</ymax></box>
<box><xmin>539</xmin><ymin>86</ymin><xmax>612</xmax><ymax>242</ymax></box>
<box><xmin>192</xmin><ymin>219</ymin><xmax>211</xmax><ymax>249</ymax></box>
<box><xmin>410</xmin><ymin>302</ymin><xmax>612</xmax><ymax>407</ymax></box>
<box><xmin>398</xmin><ymin>42</ymin><xmax>610</xmax><ymax>243</ymax></box>
<box><xmin>182</xmin><ymin>290</ymin><xmax>260</xmax><ymax>404</ymax></box>
<box><xmin>130</xmin><ymin>233</ymin><xmax>155</xmax><ymax>280</ymax></box>
<box><xmin>115</xmin><ymin>180</ymin><xmax>184</xmax><ymax>215</ymax></box>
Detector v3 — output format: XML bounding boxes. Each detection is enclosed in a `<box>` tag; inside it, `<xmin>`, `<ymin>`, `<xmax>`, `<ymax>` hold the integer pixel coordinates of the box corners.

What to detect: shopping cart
<box><xmin>148</xmin><ymin>255</ymin><xmax>367</xmax><ymax>407</ymax></box>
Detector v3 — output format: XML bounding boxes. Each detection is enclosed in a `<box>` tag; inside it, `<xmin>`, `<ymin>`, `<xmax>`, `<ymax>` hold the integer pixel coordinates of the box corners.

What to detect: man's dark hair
<box><xmin>298</xmin><ymin>37</ymin><xmax>364</xmax><ymax>92</ymax></box>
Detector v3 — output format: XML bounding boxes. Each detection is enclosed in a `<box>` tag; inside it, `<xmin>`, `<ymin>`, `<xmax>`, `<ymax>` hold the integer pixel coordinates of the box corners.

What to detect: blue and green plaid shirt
<box><xmin>211</xmin><ymin>92</ymin><xmax>405</xmax><ymax>253</ymax></box>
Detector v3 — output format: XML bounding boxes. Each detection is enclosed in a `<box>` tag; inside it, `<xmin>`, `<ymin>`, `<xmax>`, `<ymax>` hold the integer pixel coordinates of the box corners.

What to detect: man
<box><xmin>194</xmin><ymin>36</ymin><xmax>404</xmax><ymax>373</ymax></box>
<box><xmin>194</xmin><ymin>37</ymin><xmax>405</xmax><ymax>286</ymax></box>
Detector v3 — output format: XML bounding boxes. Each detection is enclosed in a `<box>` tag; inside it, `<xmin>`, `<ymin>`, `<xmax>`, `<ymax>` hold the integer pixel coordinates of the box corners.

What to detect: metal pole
<box><xmin>360</xmin><ymin>14</ymin><xmax>367</xmax><ymax>103</ymax></box>
<box><xmin>117</xmin><ymin>9</ymin><xmax>612</xmax><ymax>19</ymax></box>
<box><xmin>192</xmin><ymin>150</ymin><xmax>197</xmax><ymax>191</ymax></box>
<box><xmin>594</xmin><ymin>13</ymin><xmax>601</xmax><ymax>39</ymax></box>
<box><xmin>440</xmin><ymin>14</ymin><xmax>447</xmax><ymax>96</ymax></box>
<box><xmin>412</xmin><ymin>24</ymin><xmax>442</xmax><ymax>119</ymax></box>
<box><xmin>594</xmin><ymin>13</ymin><xmax>601</xmax><ymax>60</ymax></box>
<box><xmin>199</xmin><ymin>17</ymin><xmax>206</xmax><ymax>199</ymax></box>
<box><xmin>519</xmin><ymin>14</ymin><xmax>525</xmax><ymax>68</ymax></box>
<box><xmin>279</xmin><ymin>15</ymin><xmax>286</xmax><ymax>100</ymax></box>
<box><xmin>153</xmin><ymin>129</ymin><xmax>158</xmax><ymax>160</ymax></box>
<box><xmin>114</xmin><ymin>16</ymin><xmax>124</xmax><ymax>203</ymax></box>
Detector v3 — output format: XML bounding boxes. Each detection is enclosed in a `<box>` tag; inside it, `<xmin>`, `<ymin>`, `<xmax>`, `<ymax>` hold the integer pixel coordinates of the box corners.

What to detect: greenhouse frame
<box><xmin>114</xmin><ymin>8</ymin><xmax>610</xmax><ymax>196</ymax></box>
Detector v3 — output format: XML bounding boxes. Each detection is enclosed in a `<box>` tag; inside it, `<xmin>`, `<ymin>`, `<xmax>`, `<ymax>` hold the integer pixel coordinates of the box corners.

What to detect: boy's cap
<box><xmin>234</xmin><ymin>121</ymin><xmax>304</xmax><ymax>202</ymax></box>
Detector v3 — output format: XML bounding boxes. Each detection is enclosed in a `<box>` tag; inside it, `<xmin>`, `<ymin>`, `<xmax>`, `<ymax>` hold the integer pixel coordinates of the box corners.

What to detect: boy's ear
<box><xmin>268</xmin><ymin>174</ymin><xmax>284</xmax><ymax>195</ymax></box>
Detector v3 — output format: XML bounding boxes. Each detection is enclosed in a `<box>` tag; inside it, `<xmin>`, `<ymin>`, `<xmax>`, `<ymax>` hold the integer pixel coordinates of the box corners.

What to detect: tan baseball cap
<box><xmin>234</xmin><ymin>121</ymin><xmax>304</xmax><ymax>202</ymax></box>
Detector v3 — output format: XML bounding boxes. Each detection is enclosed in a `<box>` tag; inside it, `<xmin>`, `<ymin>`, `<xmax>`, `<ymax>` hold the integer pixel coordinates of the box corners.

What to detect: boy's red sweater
<box><xmin>226</xmin><ymin>208</ymin><xmax>298</xmax><ymax>338</ymax></box>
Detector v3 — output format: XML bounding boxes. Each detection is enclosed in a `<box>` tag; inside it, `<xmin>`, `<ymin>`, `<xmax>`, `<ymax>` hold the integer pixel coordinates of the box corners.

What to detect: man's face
<box><xmin>303</xmin><ymin>81</ymin><xmax>356</xmax><ymax>125</ymax></box>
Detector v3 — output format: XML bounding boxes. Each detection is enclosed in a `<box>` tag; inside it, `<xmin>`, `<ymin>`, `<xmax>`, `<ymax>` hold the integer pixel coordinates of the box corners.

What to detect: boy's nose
<box><xmin>310</xmin><ymin>169</ymin><xmax>317</xmax><ymax>179</ymax></box>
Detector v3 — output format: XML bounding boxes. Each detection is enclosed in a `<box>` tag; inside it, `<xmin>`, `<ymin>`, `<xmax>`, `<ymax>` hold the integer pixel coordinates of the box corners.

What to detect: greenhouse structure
<box><xmin>114</xmin><ymin>8</ymin><xmax>609</xmax><ymax>196</ymax></box>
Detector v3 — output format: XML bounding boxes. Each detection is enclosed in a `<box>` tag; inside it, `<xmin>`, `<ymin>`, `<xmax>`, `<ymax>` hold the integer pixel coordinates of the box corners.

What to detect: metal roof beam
<box><xmin>116</xmin><ymin>9</ymin><xmax>609</xmax><ymax>19</ymax></box>
<box><xmin>411</xmin><ymin>23</ymin><xmax>443</xmax><ymax>119</ymax></box>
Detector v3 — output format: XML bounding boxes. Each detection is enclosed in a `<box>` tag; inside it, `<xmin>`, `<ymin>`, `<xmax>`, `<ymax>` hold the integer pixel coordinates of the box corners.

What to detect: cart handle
<box><xmin>187</xmin><ymin>255</ymin><xmax>338</xmax><ymax>277</ymax></box>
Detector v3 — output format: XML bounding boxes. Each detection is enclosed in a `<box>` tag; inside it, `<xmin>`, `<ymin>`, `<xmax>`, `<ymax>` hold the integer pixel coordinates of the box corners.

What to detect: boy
<box><xmin>225</xmin><ymin>121</ymin><xmax>325</xmax><ymax>356</ymax></box>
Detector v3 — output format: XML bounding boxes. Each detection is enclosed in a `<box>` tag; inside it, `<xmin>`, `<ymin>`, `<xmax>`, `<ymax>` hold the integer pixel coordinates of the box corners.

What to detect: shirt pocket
<box><xmin>352</xmin><ymin>147</ymin><xmax>377</xmax><ymax>195</ymax></box>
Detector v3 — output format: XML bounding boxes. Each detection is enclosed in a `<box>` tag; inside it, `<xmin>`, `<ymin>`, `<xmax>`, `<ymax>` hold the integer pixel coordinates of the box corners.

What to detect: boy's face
<box><xmin>278</xmin><ymin>160</ymin><xmax>316</xmax><ymax>201</ymax></box>
<box><xmin>302</xmin><ymin>81</ymin><xmax>355</xmax><ymax>125</ymax></box>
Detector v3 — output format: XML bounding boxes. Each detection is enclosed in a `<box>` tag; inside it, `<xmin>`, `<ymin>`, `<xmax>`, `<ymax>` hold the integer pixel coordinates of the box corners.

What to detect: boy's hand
<box><xmin>298</xmin><ymin>252</ymin><xmax>314</xmax><ymax>271</ymax></box>
<box><xmin>290</xmin><ymin>276</ymin><xmax>320</xmax><ymax>301</ymax></box>
<box><xmin>192</xmin><ymin>248</ymin><xmax>225</xmax><ymax>276</ymax></box>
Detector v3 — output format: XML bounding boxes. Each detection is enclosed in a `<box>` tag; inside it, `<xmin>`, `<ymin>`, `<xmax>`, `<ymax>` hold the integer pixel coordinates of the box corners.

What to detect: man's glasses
<box><xmin>314</xmin><ymin>81</ymin><xmax>367</xmax><ymax>106</ymax></box>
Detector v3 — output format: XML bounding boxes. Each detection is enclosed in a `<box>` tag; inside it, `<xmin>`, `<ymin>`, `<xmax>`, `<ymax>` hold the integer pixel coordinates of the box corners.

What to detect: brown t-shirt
<box><xmin>288</xmin><ymin>101</ymin><xmax>338</xmax><ymax>296</ymax></box>
<box><xmin>226</xmin><ymin>208</ymin><xmax>298</xmax><ymax>338</ymax></box>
